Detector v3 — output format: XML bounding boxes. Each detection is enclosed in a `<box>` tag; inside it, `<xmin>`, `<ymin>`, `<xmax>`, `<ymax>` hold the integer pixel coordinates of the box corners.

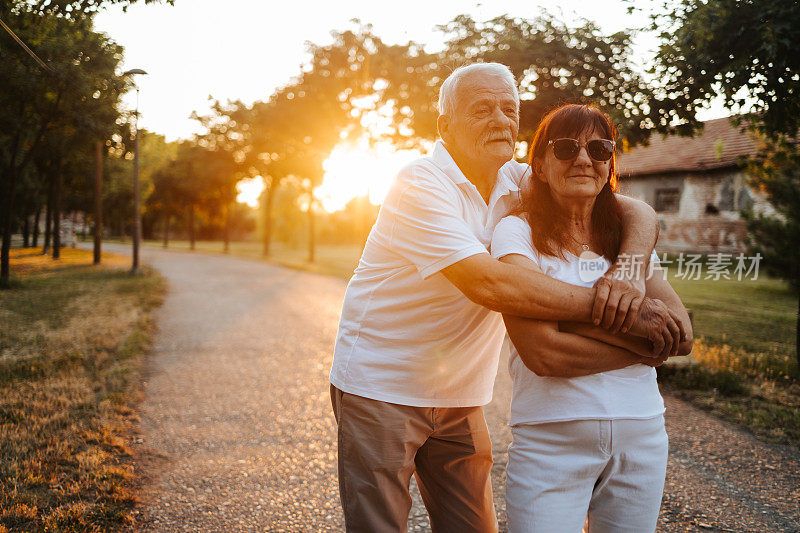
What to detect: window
<box><xmin>654</xmin><ymin>188</ymin><xmax>681</xmax><ymax>213</ymax></box>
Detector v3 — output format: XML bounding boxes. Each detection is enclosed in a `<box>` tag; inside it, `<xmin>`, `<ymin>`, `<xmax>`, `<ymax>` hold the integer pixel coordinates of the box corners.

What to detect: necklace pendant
<box><xmin>581</xmin><ymin>244</ymin><xmax>590</xmax><ymax>251</ymax></box>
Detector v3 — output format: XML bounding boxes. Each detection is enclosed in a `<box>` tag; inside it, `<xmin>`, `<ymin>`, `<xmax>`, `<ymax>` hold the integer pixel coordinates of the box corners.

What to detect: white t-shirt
<box><xmin>329</xmin><ymin>141</ymin><xmax>528</xmax><ymax>407</ymax></box>
<box><xmin>491</xmin><ymin>215</ymin><xmax>665</xmax><ymax>426</ymax></box>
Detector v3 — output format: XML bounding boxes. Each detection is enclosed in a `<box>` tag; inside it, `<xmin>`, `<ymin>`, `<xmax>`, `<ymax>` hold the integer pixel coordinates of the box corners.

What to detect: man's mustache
<box><xmin>482</xmin><ymin>131</ymin><xmax>514</xmax><ymax>144</ymax></box>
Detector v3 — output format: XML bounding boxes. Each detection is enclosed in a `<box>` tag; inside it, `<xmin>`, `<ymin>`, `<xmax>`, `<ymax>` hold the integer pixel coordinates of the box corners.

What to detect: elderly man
<box><xmin>329</xmin><ymin>63</ymin><xmax>681</xmax><ymax>532</ymax></box>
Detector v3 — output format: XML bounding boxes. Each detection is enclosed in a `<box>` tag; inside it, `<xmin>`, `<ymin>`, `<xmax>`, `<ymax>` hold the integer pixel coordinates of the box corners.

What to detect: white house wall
<box><xmin>619</xmin><ymin>169</ymin><xmax>770</xmax><ymax>254</ymax></box>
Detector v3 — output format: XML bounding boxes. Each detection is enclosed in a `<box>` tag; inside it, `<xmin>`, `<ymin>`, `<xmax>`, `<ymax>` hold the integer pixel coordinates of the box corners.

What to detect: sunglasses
<box><xmin>547</xmin><ymin>138</ymin><xmax>616</xmax><ymax>162</ymax></box>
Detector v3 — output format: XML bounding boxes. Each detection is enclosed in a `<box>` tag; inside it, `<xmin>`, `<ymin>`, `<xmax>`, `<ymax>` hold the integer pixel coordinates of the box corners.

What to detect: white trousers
<box><xmin>506</xmin><ymin>415</ymin><xmax>668</xmax><ymax>533</ymax></box>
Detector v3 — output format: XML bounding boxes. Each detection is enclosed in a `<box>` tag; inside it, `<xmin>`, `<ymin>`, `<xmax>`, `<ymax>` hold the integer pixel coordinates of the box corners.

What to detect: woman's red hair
<box><xmin>518</xmin><ymin>104</ymin><xmax>623</xmax><ymax>261</ymax></box>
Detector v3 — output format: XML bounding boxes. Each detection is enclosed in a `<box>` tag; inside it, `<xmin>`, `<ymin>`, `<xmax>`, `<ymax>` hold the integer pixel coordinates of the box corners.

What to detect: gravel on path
<box><xmin>118</xmin><ymin>245</ymin><xmax>799</xmax><ymax>532</ymax></box>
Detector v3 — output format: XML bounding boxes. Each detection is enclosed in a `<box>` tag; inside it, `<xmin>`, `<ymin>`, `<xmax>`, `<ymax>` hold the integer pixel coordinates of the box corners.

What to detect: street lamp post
<box><xmin>123</xmin><ymin>68</ymin><xmax>147</xmax><ymax>274</ymax></box>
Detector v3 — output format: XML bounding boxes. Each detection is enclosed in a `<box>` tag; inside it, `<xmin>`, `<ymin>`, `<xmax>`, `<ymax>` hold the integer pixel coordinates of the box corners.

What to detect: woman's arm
<box><xmin>499</xmin><ymin>254</ymin><xmax>665</xmax><ymax>377</ymax></box>
<box><xmin>558</xmin><ymin>321</ymin><xmax>652</xmax><ymax>356</ymax></box>
<box><xmin>504</xmin><ymin>314</ymin><xmax>664</xmax><ymax>377</ymax></box>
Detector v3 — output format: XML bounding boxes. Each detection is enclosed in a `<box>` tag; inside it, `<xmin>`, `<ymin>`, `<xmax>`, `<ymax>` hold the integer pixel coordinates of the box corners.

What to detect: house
<box><xmin>617</xmin><ymin>117</ymin><xmax>770</xmax><ymax>254</ymax></box>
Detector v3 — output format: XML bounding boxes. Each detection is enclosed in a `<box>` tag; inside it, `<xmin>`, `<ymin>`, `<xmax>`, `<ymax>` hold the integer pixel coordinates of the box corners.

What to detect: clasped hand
<box><xmin>592</xmin><ymin>272</ymin><xmax>685</xmax><ymax>358</ymax></box>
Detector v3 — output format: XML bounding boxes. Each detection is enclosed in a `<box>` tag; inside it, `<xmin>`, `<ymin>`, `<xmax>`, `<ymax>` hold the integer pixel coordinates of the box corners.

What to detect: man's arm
<box><xmin>593</xmin><ymin>195</ymin><xmax>660</xmax><ymax>332</ymax></box>
<box><xmin>442</xmin><ymin>253</ymin><xmax>596</xmax><ymax>321</ymax></box>
<box><xmin>443</xmin><ymin>252</ymin><xmax>683</xmax><ymax>357</ymax></box>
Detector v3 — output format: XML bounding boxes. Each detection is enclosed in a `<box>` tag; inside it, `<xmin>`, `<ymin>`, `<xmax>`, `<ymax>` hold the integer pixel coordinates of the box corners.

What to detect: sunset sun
<box><xmin>315</xmin><ymin>141</ymin><xmax>424</xmax><ymax>212</ymax></box>
<box><xmin>236</xmin><ymin>140</ymin><xmax>425</xmax><ymax>213</ymax></box>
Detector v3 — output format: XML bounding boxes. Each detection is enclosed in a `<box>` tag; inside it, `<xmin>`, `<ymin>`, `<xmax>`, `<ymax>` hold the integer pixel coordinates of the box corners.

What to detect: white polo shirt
<box><xmin>329</xmin><ymin>141</ymin><xmax>527</xmax><ymax>407</ymax></box>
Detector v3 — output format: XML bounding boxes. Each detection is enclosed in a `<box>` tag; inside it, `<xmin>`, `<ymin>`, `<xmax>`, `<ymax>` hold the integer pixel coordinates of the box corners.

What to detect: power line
<box><xmin>0</xmin><ymin>15</ymin><xmax>53</xmax><ymax>72</ymax></box>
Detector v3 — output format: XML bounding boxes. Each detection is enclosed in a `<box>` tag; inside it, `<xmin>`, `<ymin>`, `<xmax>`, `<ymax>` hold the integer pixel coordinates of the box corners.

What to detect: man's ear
<box><xmin>437</xmin><ymin>114</ymin><xmax>450</xmax><ymax>142</ymax></box>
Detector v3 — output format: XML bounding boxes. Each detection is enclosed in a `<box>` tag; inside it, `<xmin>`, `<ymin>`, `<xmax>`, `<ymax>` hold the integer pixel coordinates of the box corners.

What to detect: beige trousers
<box><xmin>330</xmin><ymin>385</ymin><xmax>498</xmax><ymax>533</ymax></box>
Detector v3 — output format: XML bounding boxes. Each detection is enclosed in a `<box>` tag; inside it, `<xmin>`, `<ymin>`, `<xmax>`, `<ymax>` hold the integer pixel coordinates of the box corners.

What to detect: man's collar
<box><xmin>430</xmin><ymin>140</ymin><xmax>471</xmax><ymax>186</ymax></box>
<box><xmin>430</xmin><ymin>140</ymin><xmax>526</xmax><ymax>199</ymax></box>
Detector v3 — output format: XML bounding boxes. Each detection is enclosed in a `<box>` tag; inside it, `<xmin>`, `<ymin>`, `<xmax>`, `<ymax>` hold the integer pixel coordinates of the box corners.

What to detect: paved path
<box><xmin>106</xmin><ymin>245</ymin><xmax>799</xmax><ymax>532</ymax></box>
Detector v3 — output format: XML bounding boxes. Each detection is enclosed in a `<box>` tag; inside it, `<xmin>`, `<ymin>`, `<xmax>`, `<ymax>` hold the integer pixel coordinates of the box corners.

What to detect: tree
<box><xmin>742</xmin><ymin>135</ymin><xmax>800</xmax><ymax>368</ymax></box>
<box><xmin>313</xmin><ymin>16</ymin><xmax>698</xmax><ymax>150</ymax></box>
<box><xmin>267</xmin><ymin>78</ymin><xmax>357</xmax><ymax>262</ymax></box>
<box><xmin>147</xmin><ymin>159</ymin><xmax>183</xmax><ymax>247</ymax></box>
<box><xmin>437</xmin><ymin>14</ymin><xmax>696</xmax><ymax>145</ymax></box>
<box><xmin>17</xmin><ymin>0</ymin><xmax>173</xmax><ymax>18</ymax></box>
<box><xmin>195</xmin><ymin>98</ymin><xmax>291</xmax><ymax>256</ymax></box>
<box><xmin>0</xmin><ymin>7</ymin><xmax>126</xmax><ymax>286</ymax></box>
<box><xmin>651</xmin><ymin>0</ymin><xmax>800</xmax><ymax>139</ymax></box>
<box><xmin>191</xmin><ymin>101</ymin><xmax>247</xmax><ymax>253</ymax></box>
<box><xmin>650</xmin><ymin>0</ymin><xmax>800</xmax><ymax>364</ymax></box>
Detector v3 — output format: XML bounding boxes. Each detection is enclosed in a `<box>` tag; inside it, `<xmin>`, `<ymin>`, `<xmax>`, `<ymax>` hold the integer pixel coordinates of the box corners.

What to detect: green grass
<box><xmin>662</xmin><ymin>273</ymin><xmax>799</xmax><ymax>447</ymax></box>
<box><xmin>0</xmin><ymin>248</ymin><xmax>166</xmax><ymax>532</ymax></box>
<box><xmin>659</xmin><ymin>360</ymin><xmax>800</xmax><ymax>446</ymax></box>
<box><xmin>669</xmin><ymin>274</ymin><xmax>797</xmax><ymax>358</ymax></box>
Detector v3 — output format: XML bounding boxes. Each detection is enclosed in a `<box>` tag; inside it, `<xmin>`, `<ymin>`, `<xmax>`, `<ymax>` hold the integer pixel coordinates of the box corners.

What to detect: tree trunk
<box><xmin>32</xmin><ymin>206</ymin><xmax>41</xmax><ymax>248</ymax></box>
<box><xmin>162</xmin><ymin>215</ymin><xmax>170</xmax><ymax>248</ymax></box>
<box><xmin>262</xmin><ymin>180</ymin><xmax>276</xmax><ymax>256</ymax></box>
<box><xmin>42</xmin><ymin>175</ymin><xmax>54</xmax><ymax>255</ymax></box>
<box><xmin>188</xmin><ymin>204</ymin><xmax>196</xmax><ymax>251</ymax></box>
<box><xmin>307</xmin><ymin>199</ymin><xmax>315</xmax><ymax>263</ymax></box>
<box><xmin>52</xmin><ymin>170</ymin><xmax>63</xmax><ymax>260</ymax></box>
<box><xmin>0</xmin><ymin>168</ymin><xmax>18</xmax><ymax>289</ymax></box>
<box><xmin>22</xmin><ymin>216</ymin><xmax>30</xmax><ymax>248</ymax></box>
<box><xmin>93</xmin><ymin>141</ymin><xmax>103</xmax><ymax>265</ymax></box>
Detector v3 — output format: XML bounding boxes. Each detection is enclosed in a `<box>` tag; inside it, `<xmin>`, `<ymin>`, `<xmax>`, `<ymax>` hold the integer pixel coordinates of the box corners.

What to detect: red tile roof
<box><xmin>617</xmin><ymin>117</ymin><xmax>758</xmax><ymax>177</ymax></box>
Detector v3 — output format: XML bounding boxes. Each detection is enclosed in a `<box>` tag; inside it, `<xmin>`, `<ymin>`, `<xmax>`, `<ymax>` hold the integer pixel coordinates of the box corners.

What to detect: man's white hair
<box><xmin>437</xmin><ymin>63</ymin><xmax>519</xmax><ymax>117</ymax></box>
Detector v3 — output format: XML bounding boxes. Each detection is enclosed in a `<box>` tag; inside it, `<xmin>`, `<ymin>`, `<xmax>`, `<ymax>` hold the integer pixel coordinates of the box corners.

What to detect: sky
<box><xmin>92</xmin><ymin>0</ymin><xmax>722</xmax><ymax>142</ymax></box>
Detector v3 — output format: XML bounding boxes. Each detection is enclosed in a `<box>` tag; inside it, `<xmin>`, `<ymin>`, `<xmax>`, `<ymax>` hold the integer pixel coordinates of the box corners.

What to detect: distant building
<box><xmin>617</xmin><ymin>117</ymin><xmax>771</xmax><ymax>254</ymax></box>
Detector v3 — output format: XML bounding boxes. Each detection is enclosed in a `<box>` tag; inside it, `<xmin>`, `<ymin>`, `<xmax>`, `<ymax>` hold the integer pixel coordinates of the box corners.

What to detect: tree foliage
<box><xmin>3</xmin><ymin>0</ymin><xmax>173</xmax><ymax>18</ymax></box>
<box><xmin>652</xmin><ymin>0</ymin><xmax>800</xmax><ymax>139</ymax></box>
<box><xmin>309</xmin><ymin>16</ymin><xmax>698</xmax><ymax>149</ymax></box>
<box><xmin>742</xmin><ymin>135</ymin><xmax>800</xmax><ymax>364</ymax></box>
<box><xmin>437</xmin><ymin>14</ymin><xmax>697</xmax><ymax>144</ymax></box>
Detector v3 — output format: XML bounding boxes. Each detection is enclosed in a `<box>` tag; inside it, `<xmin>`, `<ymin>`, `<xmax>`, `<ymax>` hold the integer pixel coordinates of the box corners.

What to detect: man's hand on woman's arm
<box><xmin>561</xmin><ymin>259</ymin><xmax>694</xmax><ymax>358</ymax></box>
<box><xmin>591</xmin><ymin>196</ymin><xmax>660</xmax><ymax>332</ymax></box>
<box><xmin>491</xmin><ymin>253</ymin><xmax>666</xmax><ymax>377</ymax></box>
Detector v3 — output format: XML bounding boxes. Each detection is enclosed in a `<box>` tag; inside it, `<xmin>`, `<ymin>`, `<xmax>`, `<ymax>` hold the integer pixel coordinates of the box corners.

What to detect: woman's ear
<box><xmin>532</xmin><ymin>158</ymin><xmax>547</xmax><ymax>183</ymax></box>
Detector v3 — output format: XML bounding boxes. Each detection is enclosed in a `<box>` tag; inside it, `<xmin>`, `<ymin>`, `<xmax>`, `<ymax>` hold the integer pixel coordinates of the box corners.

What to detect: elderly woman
<box><xmin>491</xmin><ymin>104</ymin><xmax>693</xmax><ymax>532</ymax></box>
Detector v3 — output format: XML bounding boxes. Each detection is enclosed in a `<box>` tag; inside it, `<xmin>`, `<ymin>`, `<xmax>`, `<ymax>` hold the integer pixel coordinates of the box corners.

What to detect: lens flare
<box><xmin>314</xmin><ymin>141</ymin><xmax>425</xmax><ymax>213</ymax></box>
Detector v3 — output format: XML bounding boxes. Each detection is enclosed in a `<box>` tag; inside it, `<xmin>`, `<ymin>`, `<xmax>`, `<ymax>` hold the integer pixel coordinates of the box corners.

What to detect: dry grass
<box><xmin>659</xmin><ymin>339</ymin><xmax>800</xmax><ymax>447</ymax></box>
<box><xmin>0</xmin><ymin>248</ymin><xmax>165</xmax><ymax>531</ymax></box>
